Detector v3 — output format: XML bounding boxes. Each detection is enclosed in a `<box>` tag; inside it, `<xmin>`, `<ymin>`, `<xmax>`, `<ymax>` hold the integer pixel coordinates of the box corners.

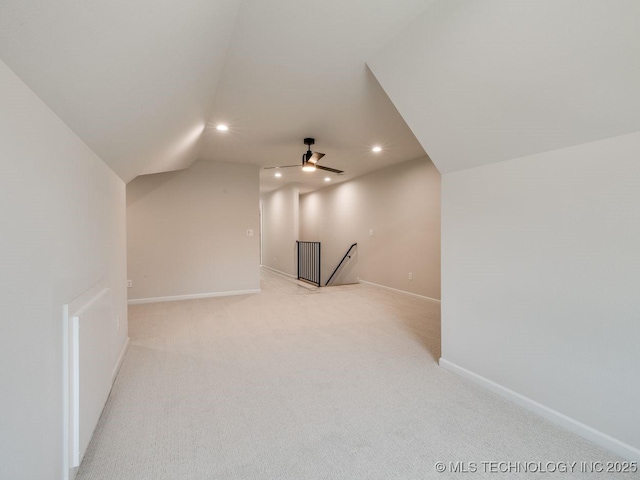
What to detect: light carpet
<box><xmin>77</xmin><ymin>269</ymin><xmax>627</xmax><ymax>479</ymax></box>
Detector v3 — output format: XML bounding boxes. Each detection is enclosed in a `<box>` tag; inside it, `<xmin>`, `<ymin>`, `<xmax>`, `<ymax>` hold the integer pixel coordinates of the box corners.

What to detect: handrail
<box><xmin>325</xmin><ymin>243</ymin><xmax>357</xmax><ymax>286</ymax></box>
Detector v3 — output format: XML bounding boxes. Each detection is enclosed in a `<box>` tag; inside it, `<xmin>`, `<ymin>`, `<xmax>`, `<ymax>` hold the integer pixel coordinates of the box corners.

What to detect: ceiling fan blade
<box><xmin>316</xmin><ymin>165</ymin><xmax>344</xmax><ymax>174</ymax></box>
<box><xmin>308</xmin><ymin>152</ymin><xmax>325</xmax><ymax>164</ymax></box>
<box><xmin>263</xmin><ymin>165</ymin><xmax>300</xmax><ymax>169</ymax></box>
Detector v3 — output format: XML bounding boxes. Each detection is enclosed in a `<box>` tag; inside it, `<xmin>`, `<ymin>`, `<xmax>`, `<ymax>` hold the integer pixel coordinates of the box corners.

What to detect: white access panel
<box><xmin>63</xmin><ymin>282</ymin><xmax>114</xmax><ymax>480</ymax></box>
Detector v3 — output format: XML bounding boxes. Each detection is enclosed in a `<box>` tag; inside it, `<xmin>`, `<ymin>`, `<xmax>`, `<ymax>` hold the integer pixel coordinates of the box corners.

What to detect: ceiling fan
<box><xmin>264</xmin><ymin>138</ymin><xmax>344</xmax><ymax>174</ymax></box>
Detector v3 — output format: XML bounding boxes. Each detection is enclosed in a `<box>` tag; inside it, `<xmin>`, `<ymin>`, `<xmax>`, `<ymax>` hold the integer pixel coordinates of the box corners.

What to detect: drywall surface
<box><xmin>0</xmin><ymin>0</ymin><xmax>243</xmax><ymax>181</ymax></box>
<box><xmin>0</xmin><ymin>59</ymin><xmax>128</xmax><ymax>480</ymax></box>
<box><xmin>127</xmin><ymin>160</ymin><xmax>260</xmax><ymax>301</ymax></box>
<box><xmin>441</xmin><ymin>131</ymin><xmax>640</xmax><ymax>452</ymax></box>
<box><xmin>300</xmin><ymin>157</ymin><xmax>440</xmax><ymax>297</ymax></box>
<box><xmin>368</xmin><ymin>0</ymin><xmax>640</xmax><ymax>173</ymax></box>
<box><xmin>261</xmin><ymin>184</ymin><xmax>299</xmax><ymax>276</ymax></box>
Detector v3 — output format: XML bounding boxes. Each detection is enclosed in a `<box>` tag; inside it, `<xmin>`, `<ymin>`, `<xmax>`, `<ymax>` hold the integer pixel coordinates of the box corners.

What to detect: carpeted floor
<box><xmin>76</xmin><ymin>269</ymin><xmax>627</xmax><ymax>479</ymax></box>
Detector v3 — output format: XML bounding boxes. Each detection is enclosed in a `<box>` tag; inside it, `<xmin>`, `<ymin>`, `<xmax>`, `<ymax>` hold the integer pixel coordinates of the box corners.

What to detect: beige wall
<box><xmin>441</xmin><ymin>131</ymin><xmax>640</xmax><ymax>458</ymax></box>
<box><xmin>261</xmin><ymin>184</ymin><xmax>299</xmax><ymax>276</ymax></box>
<box><xmin>299</xmin><ymin>157</ymin><xmax>440</xmax><ymax>298</ymax></box>
<box><xmin>127</xmin><ymin>160</ymin><xmax>260</xmax><ymax>301</ymax></box>
<box><xmin>0</xmin><ymin>59</ymin><xmax>128</xmax><ymax>480</ymax></box>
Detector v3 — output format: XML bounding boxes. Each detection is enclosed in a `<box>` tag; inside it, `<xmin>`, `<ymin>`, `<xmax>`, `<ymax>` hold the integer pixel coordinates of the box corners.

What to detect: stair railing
<box><xmin>325</xmin><ymin>243</ymin><xmax>357</xmax><ymax>286</ymax></box>
<box><xmin>296</xmin><ymin>241</ymin><xmax>321</xmax><ymax>287</ymax></box>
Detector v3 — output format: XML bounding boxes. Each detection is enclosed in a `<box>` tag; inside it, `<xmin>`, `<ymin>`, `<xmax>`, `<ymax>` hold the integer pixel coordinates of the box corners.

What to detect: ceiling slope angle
<box><xmin>198</xmin><ymin>0</ymin><xmax>436</xmax><ymax>194</ymax></box>
<box><xmin>368</xmin><ymin>0</ymin><xmax>640</xmax><ymax>174</ymax></box>
<box><xmin>0</xmin><ymin>0</ymin><xmax>243</xmax><ymax>182</ymax></box>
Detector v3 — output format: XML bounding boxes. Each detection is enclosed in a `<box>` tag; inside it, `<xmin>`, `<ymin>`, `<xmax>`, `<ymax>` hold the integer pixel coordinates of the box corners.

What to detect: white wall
<box><xmin>261</xmin><ymin>184</ymin><xmax>299</xmax><ymax>277</ymax></box>
<box><xmin>300</xmin><ymin>157</ymin><xmax>440</xmax><ymax>298</ymax></box>
<box><xmin>441</xmin><ymin>131</ymin><xmax>640</xmax><ymax>458</ymax></box>
<box><xmin>127</xmin><ymin>160</ymin><xmax>260</xmax><ymax>301</ymax></box>
<box><xmin>0</xmin><ymin>60</ymin><xmax>128</xmax><ymax>480</ymax></box>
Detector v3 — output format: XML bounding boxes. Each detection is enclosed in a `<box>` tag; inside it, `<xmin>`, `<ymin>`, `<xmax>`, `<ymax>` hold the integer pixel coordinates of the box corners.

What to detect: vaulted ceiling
<box><xmin>1</xmin><ymin>1</ymin><xmax>638</xmax><ymax>187</ymax></box>
<box><xmin>0</xmin><ymin>0</ymin><xmax>433</xmax><ymax>190</ymax></box>
<box><xmin>369</xmin><ymin>0</ymin><xmax>640</xmax><ymax>173</ymax></box>
<box><xmin>0</xmin><ymin>0</ymin><xmax>242</xmax><ymax>183</ymax></box>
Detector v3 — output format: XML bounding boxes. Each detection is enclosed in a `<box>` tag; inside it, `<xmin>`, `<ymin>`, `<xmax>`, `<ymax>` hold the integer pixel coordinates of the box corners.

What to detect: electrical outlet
<box><xmin>369</xmin><ymin>229</ymin><xmax>374</xmax><ymax>236</ymax></box>
<box><xmin>408</xmin><ymin>272</ymin><xmax>413</xmax><ymax>280</ymax></box>
<box><xmin>247</xmin><ymin>229</ymin><xmax>254</xmax><ymax>236</ymax></box>
<box><xmin>127</xmin><ymin>280</ymin><xmax>133</xmax><ymax>288</ymax></box>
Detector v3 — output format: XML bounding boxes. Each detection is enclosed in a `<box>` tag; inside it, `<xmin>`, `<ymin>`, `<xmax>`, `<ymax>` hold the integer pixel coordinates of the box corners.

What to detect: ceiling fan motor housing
<box><xmin>303</xmin><ymin>138</ymin><xmax>315</xmax><ymax>164</ymax></box>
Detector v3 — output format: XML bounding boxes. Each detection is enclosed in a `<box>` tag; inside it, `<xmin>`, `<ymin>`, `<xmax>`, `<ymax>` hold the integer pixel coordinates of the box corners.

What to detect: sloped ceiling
<box><xmin>0</xmin><ymin>0</ymin><xmax>242</xmax><ymax>182</ymax></box>
<box><xmin>0</xmin><ymin>0</ymin><xmax>434</xmax><ymax>189</ymax></box>
<box><xmin>200</xmin><ymin>0</ymin><xmax>434</xmax><ymax>194</ymax></box>
<box><xmin>7</xmin><ymin>1</ymin><xmax>631</xmax><ymax>184</ymax></box>
<box><xmin>368</xmin><ymin>0</ymin><xmax>640</xmax><ymax>173</ymax></box>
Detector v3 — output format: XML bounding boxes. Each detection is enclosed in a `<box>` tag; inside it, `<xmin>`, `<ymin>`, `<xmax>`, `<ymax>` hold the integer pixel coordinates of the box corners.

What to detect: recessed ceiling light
<box><xmin>274</xmin><ymin>172</ymin><xmax>282</xmax><ymax>178</ymax></box>
<box><xmin>216</xmin><ymin>124</ymin><xmax>229</xmax><ymax>131</ymax></box>
<box><xmin>324</xmin><ymin>177</ymin><xmax>331</xmax><ymax>182</ymax></box>
<box><xmin>372</xmin><ymin>146</ymin><xmax>382</xmax><ymax>153</ymax></box>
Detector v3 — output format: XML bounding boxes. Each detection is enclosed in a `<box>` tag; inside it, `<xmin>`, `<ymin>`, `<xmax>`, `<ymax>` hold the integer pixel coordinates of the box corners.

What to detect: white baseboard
<box><xmin>260</xmin><ymin>264</ymin><xmax>296</xmax><ymax>278</ymax></box>
<box><xmin>112</xmin><ymin>337</ymin><xmax>129</xmax><ymax>383</ymax></box>
<box><xmin>439</xmin><ymin>358</ymin><xmax>640</xmax><ymax>462</ymax></box>
<box><xmin>357</xmin><ymin>279</ymin><xmax>441</xmax><ymax>303</ymax></box>
<box><xmin>128</xmin><ymin>289</ymin><xmax>261</xmax><ymax>305</ymax></box>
